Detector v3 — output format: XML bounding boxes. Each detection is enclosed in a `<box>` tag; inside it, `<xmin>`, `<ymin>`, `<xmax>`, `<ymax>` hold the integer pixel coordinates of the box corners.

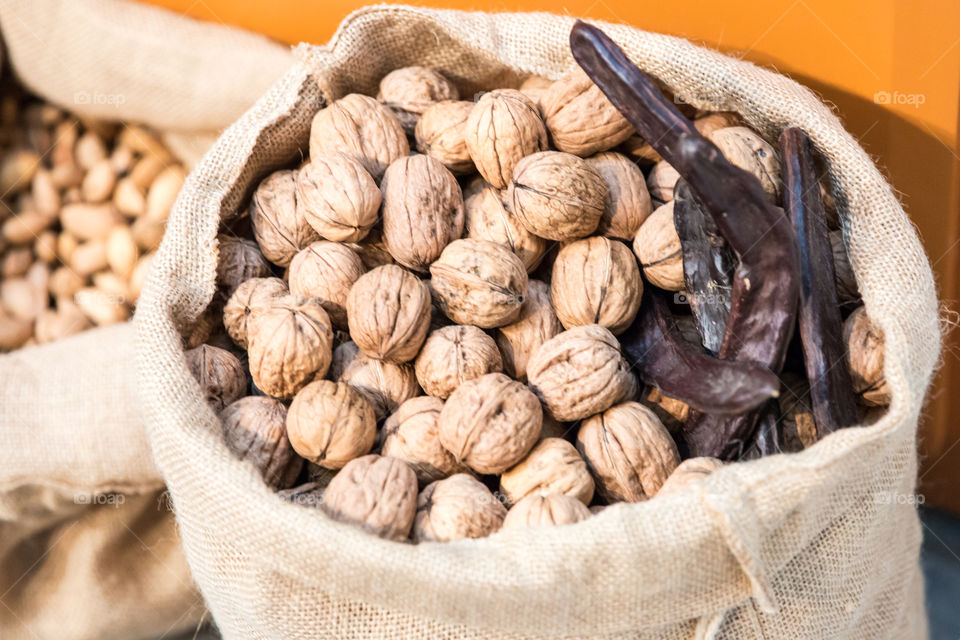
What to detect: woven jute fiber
<box><xmin>134</xmin><ymin>5</ymin><xmax>939</xmax><ymax>639</ymax></box>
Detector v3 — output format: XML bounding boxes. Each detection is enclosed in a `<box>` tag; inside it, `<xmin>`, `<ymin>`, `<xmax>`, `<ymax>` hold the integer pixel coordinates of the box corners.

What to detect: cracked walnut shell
<box><xmin>414</xmin><ymin>325</ymin><xmax>503</xmax><ymax>399</ymax></box>
<box><xmin>540</xmin><ymin>68</ymin><xmax>634</xmax><ymax>157</ymax></box>
<box><xmin>502</xmin><ymin>493</ymin><xmax>591</xmax><ymax>529</ymax></box>
<box><xmin>413</xmin><ymin>473</ymin><xmax>506</xmax><ymax>542</ymax></box>
<box><xmin>249</xmin><ymin>169</ymin><xmax>321</xmax><ymax>266</ymax></box>
<box><xmin>340</xmin><ymin>353</ymin><xmax>420</xmax><ymax>421</ymax></box>
<box><xmin>464</xmin><ymin>181</ymin><xmax>547</xmax><ymax>272</ymax></box>
<box><xmin>185</xmin><ymin>344</ymin><xmax>247</xmax><ymax>413</ymax></box>
<box><xmin>633</xmin><ymin>201</ymin><xmax>684</xmax><ymax>291</ymax></box>
<box><xmin>378</xmin><ymin>67</ymin><xmax>459</xmax><ymax>135</ymax></box>
<box><xmin>346</xmin><ymin>265</ymin><xmax>431</xmax><ymax>363</ymax></box>
<box><xmin>587</xmin><ymin>151</ymin><xmax>653</xmax><ymax>240</ymax></box>
<box><xmin>415</xmin><ymin>100</ymin><xmax>475</xmax><ymax>174</ymax></box>
<box><xmin>221</xmin><ymin>396</ymin><xmax>302</xmax><ymax>489</ymax></box>
<box><xmin>288</xmin><ymin>241</ymin><xmax>365</xmax><ymax>328</ymax></box>
<box><xmin>287</xmin><ymin>380</ymin><xmax>377</xmax><ymax>469</ymax></box>
<box><xmin>381</xmin><ymin>396</ymin><xmax>465</xmax><ymax>485</ymax></box>
<box><xmin>499</xmin><ymin>438</ymin><xmax>594</xmax><ymax>506</ymax></box>
<box><xmin>495</xmin><ymin>279</ymin><xmax>562</xmax><ymax>381</ymax></box>
<box><xmin>222</xmin><ymin>277</ymin><xmax>288</xmax><ymax>349</ymax></box>
<box><xmin>464</xmin><ymin>89</ymin><xmax>547</xmax><ymax>189</ymax></box>
<box><xmin>322</xmin><ymin>454</ymin><xmax>418</xmax><ymax>541</ymax></box>
<box><xmin>296</xmin><ymin>152</ymin><xmax>381</xmax><ymax>243</ymax></box>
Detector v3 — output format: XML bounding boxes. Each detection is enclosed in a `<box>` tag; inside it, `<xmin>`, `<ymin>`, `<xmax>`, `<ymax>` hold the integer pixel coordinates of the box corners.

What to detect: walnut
<box><xmin>329</xmin><ymin>340</ymin><xmax>360</xmax><ymax>381</ymax></box>
<box><xmin>508</xmin><ymin>151</ymin><xmax>607</xmax><ymax>241</ymax></box>
<box><xmin>216</xmin><ymin>234</ymin><xmax>272</xmax><ymax>297</ymax></box>
<box><xmin>464</xmin><ymin>89</ymin><xmax>547</xmax><ymax>189</ymax></box>
<box><xmin>707</xmin><ymin>126</ymin><xmax>780</xmax><ymax>200</ymax></box>
<box><xmin>693</xmin><ymin>112</ymin><xmax>743</xmax><ymax>138</ymax></box>
<box><xmin>287</xmin><ymin>380</ymin><xmax>377</xmax><ymax>468</ymax></box>
<box><xmin>322</xmin><ymin>454</ymin><xmax>418</xmax><ymax>541</ymax></box>
<box><xmin>633</xmin><ymin>201</ymin><xmax>684</xmax><ymax>291</ymax></box>
<box><xmin>576</xmin><ymin>402</ymin><xmax>679</xmax><ymax>502</ymax></box>
<box><xmin>501</xmin><ymin>493</ymin><xmax>591</xmax><ymax>529</ymax></box>
<box><xmin>381</xmin><ymin>154</ymin><xmax>465</xmax><ymax>272</ymax></box>
<box><xmin>517</xmin><ymin>75</ymin><xmax>553</xmax><ymax>107</ymax></box>
<box><xmin>413</xmin><ymin>473</ymin><xmax>506</xmax><ymax>542</ymax></box>
<box><xmin>340</xmin><ymin>353</ymin><xmax>420</xmax><ymax>420</ymax></box>
<box><xmin>288</xmin><ymin>241</ymin><xmax>365</xmax><ymax>328</ymax></box>
<box><xmin>296</xmin><ymin>152</ymin><xmax>381</xmax><ymax>242</ymax></box>
<box><xmin>222</xmin><ymin>277</ymin><xmax>288</xmax><ymax>349</ymax></box>
<box><xmin>345</xmin><ymin>226</ymin><xmax>396</xmax><ymax>270</ymax></box>
<box><xmin>619</xmin><ymin>133</ymin><xmax>661</xmax><ymax>167</ymax></box>
<box><xmin>495</xmin><ymin>279</ymin><xmax>562</xmax><ymax>381</ymax></box>
<box><xmin>844</xmin><ymin>307</ymin><xmax>890</xmax><ymax>406</ymax></box>
<box><xmin>464</xmin><ymin>181</ymin><xmax>547</xmax><ymax>271</ymax></box>
<box><xmin>184</xmin><ymin>344</ymin><xmax>247</xmax><ymax>413</ymax></box>
<box><xmin>346</xmin><ymin>265</ymin><xmax>431</xmax><ymax>363</ymax></box>
<box><xmin>414</xmin><ymin>325</ymin><xmax>503</xmax><ymax>399</ymax></box>
<box><xmin>641</xmin><ymin>386</ymin><xmax>690</xmax><ymax>434</ymax></box>
<box><xmin>381</xmin><ymin>396</ymin><xmax>466</xmax><ymax>485</ymax></box>
<box><xmin>221</xmin><ymin>396</ymin><xmax>303</xmax><ymax>489</ymax></box>
<box><xmin>246</xmin><ymin>294</ymin><xmax>334</xmax><ymax>398</ymax></box>
<box><xmin>309</xmin><ymin>94</ymin><xmax>409</xmax><ymax>181</ymax></box>
<box><xmin>378</xmin><ymin>67</ymin><xmax>459</xmax><ymax>134</ymax></box>
<box><xmin>540</xmin><ymin>68</ymin><xmax>634</xmax><ymax>156</ymax></box>
<box><xmin>587</xmin><ymin>151</ymin><xmax>653</xmax><ymax>240</ymax></box>
<box><xmin>429</xmin><ymin>238</ymin><xmax>528</xmax><ymax>328</ymax></box>
<box><xmin>646</xmin><ymin>161</ymin><xmax>680</xmax><ymax>203</ymax></box>
<box><xmin>414</xmin><ymin>100</ymin><xmax>474</xmax><ymax>174</ymax></box>
<box><xmin>438</xmin><ymin>372</ymin><xmax>542</xmax><ymax>474</ymax></box>
<box><xmin>249</xmin><ymin>169</ymin><xmax>320</xmax><ymax>266</ymax></box>
<box><xmin>499</xmin><ymin>438</ymin><xmax>594</xmax><ymax>506</ymax></box>
<box><xmin>550</xmin><ymin>236</ymin><xmax>642</xmax><ymax>335</ymax></box>
<box><xmin>656</xmin><ymin>457</ymin><xmax>723</xmax><ymax>497</ymax></box>
<box><xmin>526</xmin><ymin>325</ymin><xmax>638</xmax><ymax>421</ymax></box>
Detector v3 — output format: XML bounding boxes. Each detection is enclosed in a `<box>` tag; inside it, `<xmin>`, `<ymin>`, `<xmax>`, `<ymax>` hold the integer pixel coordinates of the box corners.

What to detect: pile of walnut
<box><xmin>0</xmin><ymin>86</ymin><xmax>184</xmax><ymax>350</ymax></box>
<box><xmin>189</xmin><ymin>66</ymin><xmax>889</xmax><ymax>543</ymax></box>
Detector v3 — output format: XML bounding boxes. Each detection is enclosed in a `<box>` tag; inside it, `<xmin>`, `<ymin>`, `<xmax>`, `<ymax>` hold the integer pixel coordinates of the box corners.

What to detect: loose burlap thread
<box><xmin>134</xmin><ymin>6</ymin><xmax>938</xmax><ymax>639</ymax></box>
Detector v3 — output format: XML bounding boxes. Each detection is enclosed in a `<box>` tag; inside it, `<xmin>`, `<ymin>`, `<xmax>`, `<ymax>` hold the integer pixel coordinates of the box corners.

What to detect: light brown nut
<box><xmin>527</xmin><ymin>325</ymin><xmax>638</xmax><ymax>421</ymax></box>
<box><xmin>464</xmin><ymin>181</ymin><xmax>547</xmax><ymax>272</ymax></box>
<box><xmin>413</xmin><ymin>473</ymin><xmax>506</xmax><ymax>542</ymax></box>
<box><xmin>69</xmin><ymin>240</ymin><xmax>108</xmax><ymax>276</ymax></box>
<box><xmin>633</xmin><ymin>201</ymin><xmax>684</xmax><ymax>291</ymax></box>
<box><xmin>576</xmin><ymin>401</ymin><xmax>680</xmax><ymax>502</ymax></box>
<box><xmin>92</xmin><ymin>272</ymin><xmax>130</xmax><ymax>301</ymax></box>
<box><xmin>656</xmin><ymin>457</ymin><xmax>723</xmax><ymax>497</ymax></box>
<box><xmin>518</xmin><ymin>75</ymin><xmax>553</xmax><ymax>107</ymax></box>
<box><xmin>128</xmin><ymin>253</ymin><xmax>154</xmax><ymax>302</ymax></box>
<box><xmin>551</xmin><ymin>237</ymin><xmax>642</xmax><ymax>335</ymax></box>
<box><xmin>222</xmin><ymin>277</ymin><xmax>289</xmax><ymax>348</ymax></box>
<box><xmin>844</xmin><ymin>307</ymin><xmax>890</xmax><ymax>406</ymax></box>
<box><xmin>113</xmin><ymin>177</ymin><xmax>146</xmax><ymax>217</ymax></box>
<box><xmin>60</xmin><ymin>203</ymin><xmax>122</xmax><ymax>241</ymax></box>
<box><xmin>0</xmin><ymin>309</ymin><xmax>33</xmax><ymax>351</ymax></box>
<box><xmin>329</xmin><ymin>340</ymin><xmax>360</xmax><ymax>382</ymax></box>
<box><xmin>438</xmin><ymin>372</ymin><xmax>542</xmax><ymax>474</ymax></box>
<box><xmin>145</xmin><ymin>166</ymin><xmax>186</xmax><ymax>223</ymax></box>
<box><xmin>707</xmin><ymin>127</ymin><xmax>780</xmax><ymax>200</ymax></box>
<box><xmin>378</xmin><ymin>66</ymin><xmax>459</xmax><ymax>134</ymax></box>
<box><xmin>502</xmin><ymin>493</ymin><xmax>591</xmax><ymax>529</ymax></box>
<box><xmin>464</xmin><ymin>89</ymin><xmax>547</xmax><ymax>189</ymax></box>
<box><xmin>496</xmin><ymin>279</ymin><xmax>563</xmax><ymax>381</ymax></box>
<box><xmin>641</xmin><ymin>386</ymin><xmax>690</xmax><ymax>434</ymax></box>
<box><xmin>0</xmin><ymin>150</ymin><xmax>40</xmax><ymax>194</ymax></box>
<box><xmin>221</xmin><ymin>396</ymin><xmax>303</xmax><ymax>489</ymax></box>
<box><xmin>830</xmin><ymin>230</ymin><xmax>860</xmax><ymax>306</ymax></box>
<box><xmin>287</xmin><ymin>380</ymin><xmax>377</xmax><ymax>469</ymax></box>
<box><xmin>31</xmin><ymin>169</ymin><xmax>60</xmax><ymax>217</ymax></box>
<box><xmin>340</xmin><ymin>353</ymin><xmax>420</xmax><ymax>421</ymax></box>
<box><xmin>34</xmin><ymin>232</ymin><xmax>57</xmax><ymax>264</ymax></box>
<box><xmin>216</xmin><ymin>235</ymin><xmax>272</xmax><ymax>297</ymax></box>
<box><xmin>587</xmin><ymin>151</ymin><xmax>653</xmax><ymax>240</ymax></box>
<box><xmin>81</xmin><ymin>159</ymin><xmax>116</xmax><ymax>203</ymax></box>
<box><xmin>75</xmin><ymin>131</ymin><xmax>108</xmax><ymax>169</ymax></box>
<box><xmin>288</xmin><ymin>241</ymin><xmax>365</xmax><ymax>328</ymax></box>
<box><xmin>2</xmin><ymin>211</ymin><xmax>54</xmax><ymax>245</ymax></box>
<box><xmin>540</xmin><ymin>68</ymin><xmax>634</xmax><ymax>156</ymax></box>
<box><xmin>415</xmin><ymin>325</ymin><xmax>503</xmax><ymax>399</ymax></box>
<box><xmin>346</xmin><ymin>265</ymin><xmax>432</xmax><ymax>363</ymax></box>
<box><xmin>249</xmin><ymin>169</ymin><xmax>321</xmax><ymax>266</ymax></box>
<box><xmin>415</xmin><ymin>100</ymin><xmax>475</xmax><ymax>174</ymax></box>
<box><xmin>309</xmin><ymin>94</ymin><xmax>409</xmax><ymax>181</ymax></box>
<box><xmin>508</xmin><ymin>151</ymin><xmax>607</xmax><ymax>241</ymax></box>
<box><xmin>381</xmin><ymin>396</ymin><xmax>465</xmax><ymax>485</ymax></box>
<box><xmin>59</xmin><ymin>230</ymin><xmax>81</xmax><ymax>261</ymax></box>
<box><xmin>322</xmin><ymin>454</ymin><xmax>418</xmax><ymax>541</ymax></box>
<box><xmin>646</xmin><ymin>161</ymin><xmax>680</xmax><ymax>203</ymax></box>
<box><xmin>693</xmin><ymin>112</ymin><xmax>743</xmax><ymax>138</ymax></box>
<box><xmin>500</xmin><ymin>438</ymin><xmax>594</xmax><ymax>506</ymax></box>
<box><xmin>297</xmin><ymin>153</ymin><xmax>381</xmax><ymax>244</ymax></box>
<box><xmin>1</xmin><ymin>278</ymin><xmax>45</xmax><ymax>322</ymax></box>
<box><xmin>106</xmin><ymin>226</ymin><xmax>138</xmax><ymax>278</ymax></box>
<box><xmin>130</xmin><ymin>217</ymin><xmax>165</xmax><ymax>252</ymax></box>
<box><xmin>48</xmin><ymin>267</ymin><xmax>86</xmax><ymax>300</ymax></box>
<box><xmin>381</xmin><ymin>154</ymin><xmax>464</xmax><ymax>272</ymax></box>
<box><xmin>429</xmin><ymin>238</ymin><xmax>527</xmax><ymax>328</ymax></box>
<box><xmin>74</xmin><ymin>287</ymin><xmax>129</xmax><ymax>326</ymax></box>
<box><xmin>34</xmin><ymin>302</ymin><xmax>92</xmax><ymax>344</ymax></box>
<box><xmin>184</xmin><ymin>344</ymin><xmax>247</xmax><ymax>413</ymax></box>
<box><xmin>2</xmin><ymin>248</ymin><xmax>32</xmax><ymax>278</ymax></box>
<box><xmin>247</xmin><ymin>294</ymin><xmax>334</xmax><ymax>399</ymax></box>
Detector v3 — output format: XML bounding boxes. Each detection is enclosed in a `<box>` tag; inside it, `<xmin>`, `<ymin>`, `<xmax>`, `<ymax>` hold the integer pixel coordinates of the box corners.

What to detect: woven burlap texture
<box><xmin>134</xmin><ymin>6</ymin><xmax>939</xmax><ymax>639</ymax></box>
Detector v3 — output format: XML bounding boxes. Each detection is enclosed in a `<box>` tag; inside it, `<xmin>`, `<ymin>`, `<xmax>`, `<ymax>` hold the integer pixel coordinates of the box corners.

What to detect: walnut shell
<box><xmin>296</xmin><ymin>152</ymin><xmax>381</xmax><ymax>243</ymax></box>
<box><xmin>464</xmin><ymin>181</ymin><xmax>547</xmax><ymax>271</ymax></box>
<box><xmin>414</xmin><ymin>100</ymin><xmax>475</xmax><ymax>174</ymax></box>
<box><xmin>551</xmin><ymin>237</ymin><xmax>642</xmax><ymax>335</ymax></box>
<box><xmin>414</xmin><ymin>325</ymin><xmax>503</xmax><ymax>399</ymax></box>
<box><xmin>646</xmin><ymin>161</ymin><xmax>680</xmax><ymax>204</ymax></box>
<box><xmin>633</xmin><ymin>201</ymin><xmax>684</xmax><ymax>291</ymax></box>
<box><xmin>329</xmin><ymin>340</ymin><xmax>360</xmax><ymax>382</ymax></box>
<box><xmin>576</xmin><ymin>401</ymin><xmax>680</xmax><ymax>502</ymax></box>
<box><xmin>378</xmin><ymin>67</ymin><xmax>459</xmax><ymax>134</ymax></box>
<box><xmin>308</xmin><ymin>94</ymin><xmax>409</xmax><ymax>181</ymax></box>
<box><xmin>249</xmin><ymin>169</ymin><xmax>321</xmax><ymax>266</ymax></box>
<box><xmin>656</xmin><ymin>457</ymin><xmax>723</xmax><ymax>497</ymax></box>
<box><xmin>246</xmin><ymin>294</ymin><xmax>334</xmax><ymax>399</ymax></box>
<box><xmin>508</xmin><ymin>151</ymin><xmax>607</xmax><ymax>241</ymax></box>
<box><xmin>222</xmin><ymin>277</ymin><xmax>288</xmax><ymax>349</ymax></box>
<box><xmin>540</xmin><ymin>68</ymin><xmax>634</xmax><ymax>156</ymax></box>
<box><xmin>708</xmin><ymin>126</ymin><xmax>780</xmax><ymax>200</ymax></box>
<box><xmin>288</xmin><ymin>241</ymin><xmax>365</xmax><ymax>328</ymax></box>
<box><xmin>413</xmin><ymin>473</ymin><xmax>506</xmax><ymax>542</ymax></box>
<box><xmin>345</xmin><ymin>226</ymin><xmax>396</xmax><ymax>270</ymax></box>
<box><xmin>221</xmin><ymin>396</ymin><xmax>302</xmax><ymax>489</ymax></box>
<box><xmin>500</xmin><ymin>438</ymin><xmax>594</xmax><ymax>506</ymax></box>
<box><xmin>501</xmin><ymin>493</ymin><xmax>591</xmax><ymax>529</ymax></box>
<box><xmin>641</xmin><ymin>386</ymin><xmax>690</xmax><ymax>434</ymax></box>
<box><xmin>693</xmin><ymin>112</ymin><xmax>743</xmax><ymax>138</ymax></box>
<box><xmin>322</xmin><ymin>454</ymin><xmax>418</xmax><ymax>541</ymax></box>
<box><xmin>340</xmin><ymin>353</ymin><xmax>420</xmax><ymax>421</ymax></box>
<box><xmin>287</xmin><ymin>380</ymin><xmax>377</xmax><ymax>468</ymax></box>
<box><xmin>346</xmin><ymin>265</ymin><xmax>432</xmax><ymax>363</ymax></box>
<box><xmin>495</xmin><ymin>279</ymin><xmax>563</xmax><ymax>381</ymax></box>
<box><xmin>527</xmin><ymin>325</ymin><xmax>638</xmax><ymax>421</ymax></box>
<box><xmin>381</xmin><ymin>154</ymin><xmax>465</xmax><ymax>272</ymax></box>
<box><xmin>185</xmin><ymin>344</ymin><xmax>247</xmax><ymax>413</ymax></box>
<box><xmin>381</xmin><ymin>396</ymin><xmax>466</xmax><ymax>485</ymax></box>
<box><xmin>429</xmin><ymin>238</ymin><xmax>528</xmax><ymax>328</ymax></box>
<box><xmin>517</xmin><ymin>75</ymin><xmax>553</xmax><ymax>107</ymax></box>
<box><xmin>464</xmin><ymin>89</ymin><xmax>547</xmax><ymax>189</ymax></box>
<box><xmin>438</xmin><ymin>372</ymin><xmax>542</xmax><ymax>474</ymax></box>
<box><xmin>587</xmin><ymin>151</ymin><xmax>653</xmax><ymax>240</ymax></box>
<box><xmin>844</xmin><ymin>307</ymin><xmax>890</xmax><ymax>406</ymax></box>
<box><xmin>216</xmin><ymin>234</ymin><xmax>272</xmax><ymax>297</ymax></box>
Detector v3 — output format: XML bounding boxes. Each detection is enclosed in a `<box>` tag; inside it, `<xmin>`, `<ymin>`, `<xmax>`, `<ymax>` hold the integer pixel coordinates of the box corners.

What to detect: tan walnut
<box><xmin>222</xmin><ymin>277</ymin><xmax>288</xmax><ymax>349</ymax></box>
<box><xmin>185</xmin><ymin>344</ymin><xmax>247</xmax><ymax>413</ymax></box>
<box><xmin>414</xmin><ymin>325</ymin><xmax>503</xmax><ymax>399</ymax></box>
<box><xmin>415</xmin><ymin>100</ymin><xmax>475</xmax><ymax>174</ymax></box>
<box><xmin>633</xmin><ymin>201</ymin><xmax>684</xmax><ymax>291</ymax></box>
<box><xmin>322</xmin><ymin>454</ymin><xmax>418</xmax><ymax>541</ymax></box>
<box><xmin>656</xmin><ymin>457</ymin><xmax>723</xmax><ymax>497</ymax></box>
<box><xmin>381</xmin><ymin>396</ymin><xmax>466</xmax><ymax>485</ymax></box>
<box><xmin>296</xmin><ymin>152</ymin><xmax>381</xmax><ymax>243</ymax></box>
<box><xmin>540</xmin><ymin>68</ymin><xmax>634</xmax><ymax>156</ymax></box>
<box><xmin>249</xmin><ymin>169</ymin><xmax>320</xmax><ymax>266</ymax></box>
<box><xmin>464</xmin><ymin>181</ymin><xmax>547</xmax><ymax>272</ymax></box>
<box><xmin>502</xmin><ymin>493</ymin><xmax>592</xmax><ymax>529</ymax></box>
<box><xmin>844</xmin><ymin>306</ymin><xmax>890</xmax><ymax>406</ymax></box>
<box><xmin>708</xmin><ymin>126</ymin><xmax>781</xmax><ymax>200</ymax></box>
<box><xmin>340</xmin><ymin>353</ymin><xmax>420</xmax><ymax>421</ymax></box>
<box><xmin>221</xmin><ymin>396</ymin><xmax>303</xmax><ymax>489</ymax></box>
<box><xmin>378</xmin><ymin>66</ymin><xmax>459</xmax><ymax>135</ymax></box>
<box><xmin>464</xmin><ymin>89</ymin><xmax>547</xmax><ymax>189</ymax></box>
<box><xmin>499</xmin><ymin>438</ymin><xmax>594</xmax><ymax>506</ymax></box>
<box><xmin>216</xmin><ymin>234</ymin><xmax>272</xmax><ymax>297</ymax></box>
<box><xmin>328</xmin><ymin>340</ymin><xmax>360</xmax><ymax>382</ymax></box>
<box><xmin>587</xmin><ymin>151</ymin><xmax>653</xmax><ymax>240</ymax></box>
<box><xmin>646</xmin><ymin>161</ymin><xmax>680</xmax><ymax>204</ymax></box>
<box><xmin>286</xmin><ymin>380</ymin><xmax>377</xmax><ymax>469</ymax></box>
<box><xmin>288</xmin><ymin>241</ymin><xmax>365</xmax><ymax>328</ymax></box>
<box><xmin>413</xmin><ymin>473</ymin><xmax>506</xmax><ymax>542</ymax></box>
<box><xmin>495</xmin><ymin>279</ymin><xmax>563</xmax><ymax>381</ymax></box>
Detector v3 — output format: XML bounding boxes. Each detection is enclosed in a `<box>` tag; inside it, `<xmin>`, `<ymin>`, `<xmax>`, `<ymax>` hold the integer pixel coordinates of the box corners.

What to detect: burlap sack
<box><xmin>135</xmin><ymin>6</ymin><xmax>940</xmax><ymax>639</ymax></box>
